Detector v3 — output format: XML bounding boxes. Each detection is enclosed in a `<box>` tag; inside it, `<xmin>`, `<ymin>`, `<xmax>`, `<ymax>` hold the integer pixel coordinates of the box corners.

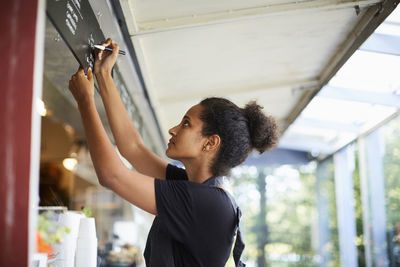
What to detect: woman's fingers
<box><xmin>104</xmin><ymin>38</ymin><xmax>112</xmax><ymax>46</ymax></box>
<box><xmin>70</xmin><ymin>66</ymin><xmax>92</xmax><ymax>83</ymax></box>
<box><xmin>87</xmin><ymin>67</ymin><xmax>93</xmax><ymax>82</ymax></box>
<box><xmin>93</xmin><ymin>38</ymin><xmax>119</xmax><ymax>75</ymax></box>
<box><xmin>102</xmin><ymin>38</ymin><xmax>118</xmax><ymax>51</ymax></box>
<box><xmin>68</xmin><ymin>65</ymin><xmax>95</xmax><ymax>103</ymax></box>
<box><xmin>77</xmin><ymin>66</ymin><xmax>84</xmax><ymax>75</ymax></box>
<box><xmin>111</xmin><ymin>41</ymin><xmax>119</xmax><ymax>56</ymax></box>
<box><xmin>110</xmin><ymin>40</ymin><xmax>118</xmax><ymax>48</ymax></box>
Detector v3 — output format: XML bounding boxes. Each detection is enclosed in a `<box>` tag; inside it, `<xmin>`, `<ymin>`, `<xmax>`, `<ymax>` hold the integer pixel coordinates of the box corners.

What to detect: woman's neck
<box><xmin>183</xmin><ymin>161</ymin><xmax>214</xmax><ymax>184</ymax></box>
<box><xmin>183</xmin><ymin>163</ymin><xmax>225</xmax><ymax>189</ymax></box>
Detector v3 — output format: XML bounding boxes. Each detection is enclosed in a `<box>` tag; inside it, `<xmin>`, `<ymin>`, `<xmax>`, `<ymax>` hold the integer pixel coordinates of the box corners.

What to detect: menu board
<box><xmin>46</xmin><ymin>0</ymin><xmax>105</xmax><ymax>72</ymax></box>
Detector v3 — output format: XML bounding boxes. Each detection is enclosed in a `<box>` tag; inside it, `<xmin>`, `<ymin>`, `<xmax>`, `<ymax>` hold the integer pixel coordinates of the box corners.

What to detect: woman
<box><xmin>69</xmin><ymin>38</ymin><xmax>279</xmax><ymax>267</ymax></box>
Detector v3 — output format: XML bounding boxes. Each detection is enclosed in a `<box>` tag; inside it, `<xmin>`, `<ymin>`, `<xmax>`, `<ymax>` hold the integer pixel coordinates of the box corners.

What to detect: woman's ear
<box><xmin>204</xmin><ymin>134</ymin><xmax>220</xmax><ymax>152</ymax></box>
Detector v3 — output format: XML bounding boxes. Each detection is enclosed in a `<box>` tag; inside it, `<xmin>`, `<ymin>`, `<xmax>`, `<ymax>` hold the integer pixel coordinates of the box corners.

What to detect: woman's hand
<box><xmin>94</xmin><ymin>38</ymin><xmax>119</xmax><ymax>76</ymax></box>
<box><xmin>69</xmin><ymin>66</ymin><xmax>94</xmax><ymax>105</ymax></box>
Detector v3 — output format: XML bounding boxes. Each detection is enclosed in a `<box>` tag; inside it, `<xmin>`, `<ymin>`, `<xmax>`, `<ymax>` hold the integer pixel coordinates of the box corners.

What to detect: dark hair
<box><xmin>199</xmin><ymin>97</ymin><xmax>279</xmax><ymax>176</ymax></box>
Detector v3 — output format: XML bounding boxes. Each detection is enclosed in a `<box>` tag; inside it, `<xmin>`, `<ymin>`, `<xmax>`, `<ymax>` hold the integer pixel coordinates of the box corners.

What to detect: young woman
<box><xmin>69</xmin><ymin>38</ymin><xmax>279</xmax><ymax>267</ymax></box>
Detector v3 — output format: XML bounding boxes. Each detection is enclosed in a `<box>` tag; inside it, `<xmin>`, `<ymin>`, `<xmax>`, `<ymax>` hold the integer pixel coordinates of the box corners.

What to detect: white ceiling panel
<box><xmin>132</xmin><ymin>0</ymin><xmax>314</xmax><ymax>24</ymax></box>
<box><xmin>131</xmin><ymin>5</ymin><xmax>366</xmax><ymax>140</ymax></box>
<box><xmin>119</xmin><ymin>0</ymin><xmax>397</xmax><ymax>150</ymax></box>
<box><xmin>126</xmin><ymin>0</ymin><xmax>379</xmax><ymax>31</ymax></box>
<box><xmin>136</xmin><ymin>8</ymin><xmax>359</xmax><ymax>95</ymax></box>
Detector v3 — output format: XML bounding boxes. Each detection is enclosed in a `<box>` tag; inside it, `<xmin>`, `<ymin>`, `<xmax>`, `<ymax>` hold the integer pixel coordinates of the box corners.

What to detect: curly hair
<box><xmin>199</xmin><ymin>97</ymin><xmax>279</xmax><ymax>176</ymax></box>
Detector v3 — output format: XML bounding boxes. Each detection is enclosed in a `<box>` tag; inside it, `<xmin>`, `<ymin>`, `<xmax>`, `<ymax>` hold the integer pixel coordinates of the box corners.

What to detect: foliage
<box><xmin>352</xmin><ymin>151</ymin><xmax>366</xmax><ymax>267</ymax></box>
<box><xmin>81</xmin><ymin>206</ymin><xmax>93</xmax><ymax>218</ymax></box>
<box><xmin>383</xmin><ymin>116</ymin><xmax>400</xmax><ymax>229</ymax></box>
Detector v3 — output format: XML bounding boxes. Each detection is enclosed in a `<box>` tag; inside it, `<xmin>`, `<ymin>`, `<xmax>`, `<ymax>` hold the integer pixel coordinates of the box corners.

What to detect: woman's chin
<box><xmin>165</xmin><ymin>149</ymin><xmax>179</xmax><ymax>160</ymax></box>
<box><xmin>165</xmin><ymin>149</ymin><xmax>176</xmax><ymax>159</ymax></box>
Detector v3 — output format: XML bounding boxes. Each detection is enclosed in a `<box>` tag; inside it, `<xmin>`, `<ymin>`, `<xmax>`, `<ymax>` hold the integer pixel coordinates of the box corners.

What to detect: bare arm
<box><xmin>69</xmin><ymin>67</ymin><xmax>157</xmax><ymax>215</ymax></box>
<box><xmin>94</xmin><ymin>38</ymin><xmax>168</xmax><ymax>179</ymax></box>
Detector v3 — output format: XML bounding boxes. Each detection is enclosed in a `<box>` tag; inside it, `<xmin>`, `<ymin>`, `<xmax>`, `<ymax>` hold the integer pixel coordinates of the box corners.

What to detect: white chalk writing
<box><xmin>65</xmin><ymin>1</ymin><xmax>79</xmax><ymax>35</ymax></box>
<box><xmin>70</xmin><ymin>0</ymin><xmax>83</xmax><ymax>20</ymax></box>
<box><xmin>73</xmin><ymin>0</ymin><xmax>81</xmax><ymax>10</ymax></box>
<box><xmin>66</xmin><ymin>18</ymin><xmax>75</xmax><ymax>35</ymax></box>
<box><xmin>66</xmin><ymin>11</ymin><xmax>76</xmax><ymax>29</ymax></box>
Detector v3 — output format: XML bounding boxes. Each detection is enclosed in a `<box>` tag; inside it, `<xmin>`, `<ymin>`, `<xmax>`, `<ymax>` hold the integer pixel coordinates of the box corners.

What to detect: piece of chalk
<box><xmin>93</xmin><ymin>44</ymin><xmax>126</xmax><ymax>55</ymax></box>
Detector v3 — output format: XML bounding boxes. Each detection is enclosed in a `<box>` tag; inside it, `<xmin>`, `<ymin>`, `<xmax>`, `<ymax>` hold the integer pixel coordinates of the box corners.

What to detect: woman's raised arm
<box><xmin>94</xmin><ymin>38</ymin><xmax>168</xmax><ymax>179</ymax></box>
<box><xmin>69</xmin><ymin>67</ymin><xmax>157</xmax><ymax>215</ymax></box>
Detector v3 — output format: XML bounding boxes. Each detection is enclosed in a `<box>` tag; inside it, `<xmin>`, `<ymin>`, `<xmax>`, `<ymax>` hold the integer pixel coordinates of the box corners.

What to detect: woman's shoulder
<box><xmin>165</xmin><ymin>163</ymin><xmax>188</xmax><ymax>181</ymax></box>
<box><xmin>189</xmin><ymin>184</ymin><xmax>237</xmax><ymax>214</ymax></box>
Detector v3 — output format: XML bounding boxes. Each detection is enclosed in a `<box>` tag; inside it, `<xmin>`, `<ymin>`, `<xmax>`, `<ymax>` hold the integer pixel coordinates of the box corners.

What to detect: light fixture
<box><xmin>36</xmin><ymin>98</ymin><xmax>47</xmax><ymax>117</ymax></box>
<box><xmin>63</xmin><ymin>158</ymin><xmax>78</xmax><ymax>171</ymax></box>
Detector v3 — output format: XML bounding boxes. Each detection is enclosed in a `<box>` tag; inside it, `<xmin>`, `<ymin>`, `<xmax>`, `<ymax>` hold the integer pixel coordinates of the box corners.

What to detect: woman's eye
<box><xmin>182</xmin><ymin>121</ymin><xmax>189</xmax><ymax>127</ymax></box>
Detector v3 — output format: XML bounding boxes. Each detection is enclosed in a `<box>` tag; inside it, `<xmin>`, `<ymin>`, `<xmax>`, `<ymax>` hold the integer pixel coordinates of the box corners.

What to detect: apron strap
<box><xmin>204</xmin><ymin>177</ymin><xmax>246</xmax><ymax>266</ymax></box>
<box><xmin>233</xmin><ymin>207</ymin><xmax>246</xmax><ymax>267</ymax></box>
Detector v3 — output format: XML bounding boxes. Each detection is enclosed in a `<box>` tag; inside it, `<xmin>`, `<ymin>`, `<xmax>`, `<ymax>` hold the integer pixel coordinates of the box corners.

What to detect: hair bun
<box><xmin>242</xmin><ymin>101</ymin><xmax>279</xmax><ymax>153</ymax></box>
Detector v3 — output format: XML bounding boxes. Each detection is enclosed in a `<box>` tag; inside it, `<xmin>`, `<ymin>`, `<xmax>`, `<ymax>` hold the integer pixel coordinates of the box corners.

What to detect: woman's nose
<box><xmin>169</xmin><ymin>125</ymin><xmax>178</xmax><ymax>136</ymax></box>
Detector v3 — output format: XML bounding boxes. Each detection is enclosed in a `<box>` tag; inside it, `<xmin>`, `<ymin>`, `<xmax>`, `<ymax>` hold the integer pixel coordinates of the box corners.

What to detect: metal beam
<box><xmin>334</xmin><ymin>146</ymin><xmax>358</xmax><ymax>267</ymax></box>
<box><xmin>243</xmin><ymin>148</ymin><xmax>311</xmax><ymax>166</ymax></box>
<box><xmin>360</xmin><ymin>32</ymin><xmax>400</xmax><ymax>56</ymax></box>
<box><xmin>316</xmin><ymin>110</ymin><xmax>400</xmax><ymax>160</ymax></box>
<box><xmin>358</xmin><ymin>130</ymin><xmax>389</xmax><ymax>266</ymax></box>
<box><xmin>319</xmin><ymin>85</ymin><xmax>400</xmax><ymax>108</ymax></box>
<box><xmin>278</xmin><ymin>137</ymin><xmax>336</xmax><ymax>155</ymax></box>
<box><xmin>358</xmin><ymin>138</ymin><xmax>373</xmax><ymax>267</ymax></box>
<box><xmin>294</xmin><ymin>117</ymin><xmax>362</xmax><ymax>133</ymax></box>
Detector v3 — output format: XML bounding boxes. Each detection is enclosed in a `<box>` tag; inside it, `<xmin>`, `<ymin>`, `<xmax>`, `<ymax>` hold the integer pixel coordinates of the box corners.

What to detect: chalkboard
<box><xmin>46</xmin><ymin>0</ymin><xmax>105</xmax><ymax>72</ymax></box>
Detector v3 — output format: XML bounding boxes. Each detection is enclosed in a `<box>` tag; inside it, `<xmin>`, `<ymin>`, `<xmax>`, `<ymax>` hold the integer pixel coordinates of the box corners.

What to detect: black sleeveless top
<box><xmin>144</xmin><ymin>164</ymin><xmax>246</xmax><ymax>266</ymax></box>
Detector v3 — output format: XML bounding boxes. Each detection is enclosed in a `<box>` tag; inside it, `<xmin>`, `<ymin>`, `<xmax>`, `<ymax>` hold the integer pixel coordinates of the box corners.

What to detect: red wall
<box><xmin>0</xmin><ymin>0</ymin><xmax>39</xmax><ymax>266</ymax></box>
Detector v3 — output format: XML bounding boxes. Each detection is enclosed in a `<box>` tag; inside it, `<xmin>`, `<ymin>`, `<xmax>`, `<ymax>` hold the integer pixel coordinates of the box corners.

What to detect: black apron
<box><xmin>203</xmin><ymin>176</ymin><xmax>246</xmax><ymax>267</ymax></box>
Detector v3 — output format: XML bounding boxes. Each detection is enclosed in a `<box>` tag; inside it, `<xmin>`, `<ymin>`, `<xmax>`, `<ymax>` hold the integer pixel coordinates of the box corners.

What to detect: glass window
<box><xmin>226</xmin><ymin>161</ymin><xmax>341</xmax><ymax>266</ymax></box>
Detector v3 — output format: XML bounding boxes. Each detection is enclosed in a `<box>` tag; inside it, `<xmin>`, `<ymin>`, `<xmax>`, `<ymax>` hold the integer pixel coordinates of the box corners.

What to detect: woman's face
<box><xmin>166</xmin><ymin>104</ymin><xmax>208</xmax><ymax>161</ymax></box>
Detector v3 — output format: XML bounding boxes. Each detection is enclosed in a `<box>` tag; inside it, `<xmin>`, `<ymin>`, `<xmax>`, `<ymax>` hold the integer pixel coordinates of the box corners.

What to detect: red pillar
<box><xmin>0</xmin><ymin>0</ymin><xmax>40</xmax><ymax>266</ymax></box>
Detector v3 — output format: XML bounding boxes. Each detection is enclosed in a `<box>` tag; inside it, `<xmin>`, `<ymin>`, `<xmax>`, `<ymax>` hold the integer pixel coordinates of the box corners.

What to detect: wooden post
<box><xmin>0</xmin><ymin>0</ymin><xmax>44</xmax><ymax>266</ymax></box>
